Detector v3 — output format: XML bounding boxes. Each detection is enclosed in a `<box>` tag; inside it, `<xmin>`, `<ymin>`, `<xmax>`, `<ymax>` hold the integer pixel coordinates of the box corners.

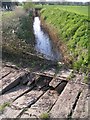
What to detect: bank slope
<box><xmin>41</xmin><ymin>6</ymin><xmax>89</xmax><ymax>72</ymax></box>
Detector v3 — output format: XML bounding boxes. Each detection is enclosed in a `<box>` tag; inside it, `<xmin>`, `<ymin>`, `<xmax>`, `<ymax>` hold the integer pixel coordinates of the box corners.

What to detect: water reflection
<box><xmin>33</xmin><ymin>17</ymin><xmax>61</xmax><ymax>61</ymax></box>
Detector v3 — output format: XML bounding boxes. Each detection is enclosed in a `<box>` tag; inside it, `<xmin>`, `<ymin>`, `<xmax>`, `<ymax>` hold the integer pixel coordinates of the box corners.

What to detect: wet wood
<box><xmin>22</xmin><ymin>90</ymin><xmax>59</xmax><ymax>118</ymax></box>
<box><xmin>50</xmin><ymin>82</ymin><xmax>82</xmax><ymax>118</ymax></box>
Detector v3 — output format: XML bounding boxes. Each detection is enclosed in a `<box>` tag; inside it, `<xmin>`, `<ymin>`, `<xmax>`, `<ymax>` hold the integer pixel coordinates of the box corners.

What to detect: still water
<box><xmin>33</xmin><ymin>17</ymin><xmax>61</xmax><ymax>61</ymax></box>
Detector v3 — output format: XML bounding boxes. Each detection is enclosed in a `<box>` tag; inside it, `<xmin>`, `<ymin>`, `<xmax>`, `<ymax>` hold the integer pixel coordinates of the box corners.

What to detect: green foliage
<box><xmin>41</xmin><ymin>5</ymin><xmax>89</xmax><ymax>72</ymax></box>
<box><xmin>84</xmin><ymin>75</ymin><xmax>88</xmax><ymax>84</ymax></box>
<box><xmin>23</xmin><ymin>2</ymin><xmax>34</xmax><ymax>11</ymax></box>
<box><xmin>0</xmin><ymin>102</ymin><xmax>10</xmax><ymax>112</ymax></box>
<box><xmin>40</xmin><ymin>112</ymin><xmax>49</xmax><ymax>119</ymax></box>
<box><xmin>16</xmin><ymin>14</ymin><xmax>35</xmax><ymax>45</ymax></box>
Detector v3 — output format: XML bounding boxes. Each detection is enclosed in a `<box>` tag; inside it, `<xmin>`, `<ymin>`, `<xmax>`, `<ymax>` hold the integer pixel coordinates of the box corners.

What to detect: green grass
<box><xmin>40</xmin><ymin>112</ymin><xmax>49</xmax><ymax>119</ymax></box>
<box><xmin>0</xmin><ymin>102</ymin><xmax>10</xmax><ymax>112</ymax></box>
<box><xmin>41</xmin><ymin>5</ymin><xmax>89</xmax><ymax>72</ymax></box>
<box><xmin>43</xmin><ymin>5</ymin><xmax>88</xmax><ymax>16</ymax></box>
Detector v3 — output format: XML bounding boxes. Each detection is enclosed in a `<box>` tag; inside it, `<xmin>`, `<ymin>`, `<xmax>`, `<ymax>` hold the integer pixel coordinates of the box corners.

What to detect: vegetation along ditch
<box><xmin>2</xmin><ymin>4</ymin><xmax>89</xmax><ymax>75</ymax></box>
<box><xmin>40</xmin><ymin>5</ymin><xmax>89</xmax><ymax>73</ymax></box>
<box><xmin>2</xmin><ymin>7</ymin><xmax>56</xmax><ymax>70</ymax></box>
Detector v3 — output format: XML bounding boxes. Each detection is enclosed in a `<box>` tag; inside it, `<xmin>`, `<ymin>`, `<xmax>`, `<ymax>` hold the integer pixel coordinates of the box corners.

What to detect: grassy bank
<box><xmin>40</xmin><ymin>5</ymin><xmax>89</xmax><ymax>72</ymax></box>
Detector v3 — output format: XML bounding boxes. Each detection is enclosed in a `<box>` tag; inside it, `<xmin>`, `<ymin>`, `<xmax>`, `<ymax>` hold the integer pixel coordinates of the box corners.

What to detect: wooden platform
<box><xmin>0</xmin><ymin>64</ymin><xmax>89</xmax><ymax>119</ymax></box>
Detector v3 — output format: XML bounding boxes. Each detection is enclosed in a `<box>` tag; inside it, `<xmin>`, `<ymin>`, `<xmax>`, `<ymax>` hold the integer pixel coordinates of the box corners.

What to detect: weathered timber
<box><xmin>11</xmin><ymin>76</ymin><xmax>52</xmax><ymax>110</ymax></box>
<box><xmin>1</xmin><ymin>70</ymin><xmax>28</xmax><ymax>94</ymax></box>
<box><xmin>0</xmin><ymin>106</ymin><xmax>22</xmax><ymax>118</ymax></box>
<box><xmin>72</xmin><ymin>87</ymin><xmax>89</xmax><ymax>118</ymax></box>
<box><xmin>21</xmin><ymin>90</ymin><xmax>59</xmax><ymax>118</ymax></box>
<box><xmin>0</xmin><ymin>85</ymin><xmax>30</xmax><ymax>104</ymax></box>
<box><xmin>50</xmin><ymin>82</ymin><xmax>82</xmax><ymax>118</ymax></box>
<box><xmin>0</xmin><ymin>72</ymin><xmax>18</xmax><ymax>93</ymax></box>
<box><xmin>33</xmin><ymin>72</ymin><xmax>55</xmax><ymax>77</ymax></box>
<box><xmin>12</xmin><ymin>88</ymin><xmax>44</xmax><ymax>109</ymax></box>
<box><xmin>0</xmin><ymin>67</ymin><xmax>12</xmax><ymax>79</ymax></box>
<box><xmin>56</xmin><ymin>69</ymin><xmax>73</xmax><ymax>78</ymax></box>
<box><xmin>49</xmin><ymin>78</ymin><xmax>66</xmax><ymax>88</ymax></box>
<box><xmin>5</xmin><ymin>63</ymin><xmax>19</xmax><ymax>70</ymax></box>
<box><xmin>43</xmin><ymin>69</ymin><xmax>55</xmax><ymax>76</ymax></box>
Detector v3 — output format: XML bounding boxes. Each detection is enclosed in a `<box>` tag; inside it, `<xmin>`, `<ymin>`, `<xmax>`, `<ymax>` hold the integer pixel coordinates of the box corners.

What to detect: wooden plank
<box><xmin>22</xmin><ymin>90</ymin><xmax>59</xmax><ymax>118</ymax></box>
<box><xmin>1</xmin><ymin>70</ymin><xmax>27</xmax><ymax>94</ymax></box>
<box><xmin>0</xmin><ymin>67</ymin><xmax>12</xmax><ymax>79</ymax></box>
<box><xmin>0</xmin><ymin>85</ymin><xmax>30</xmax><ymax>104</ymax></box>
<box><xmin>56</xmin><ymin>69</ymin><xmax>72</xmax><ymax>78</ymax></box>
<box><xmin>50</xmin><ymin>82</ymin><xmax>82</xmax><ymax>118</ymax></box>
<box><xmin>0</xmin><ymin>106</ymin><xmax>22</xmax><ymax>118</ymax></box>
<box><xmin>43</xmin><ymin>69</ymin><xmax>55</xmax><ymax>77</ymax></box>
<box><xmin>33</xmin><ymin>71</ymin><xmax>55</xmax><ymax>78</ymax></box>
<box><xmin>12</xmin><ymin>88</ymin><xmax>44</xmax><ymax>109</ymax></box>
<box><xmin>49</xmin><ymin>77</ymin><xmax>66</xmax><ymax>88</ymax></box>
<box><xmin>0</xmin><ymin>72</ymin><xmax>18</xmax><ymax>93</ymax></box>
<box><xmin>72</xmin><ymin>87</ymin><xmax>89</xmax><ymax>118</ymax></box>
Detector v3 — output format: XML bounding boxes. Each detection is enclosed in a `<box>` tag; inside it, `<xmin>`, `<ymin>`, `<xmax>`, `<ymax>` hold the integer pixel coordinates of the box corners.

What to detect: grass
<box><xmin>40</xmin><ymin>5</ymin><xmax>89</xmax><ymax>72</ymax></box>
<box><xmin>43</xmin><ymin>5</ymin><xmax>88</xmax><ymax>16</ymax></box>
<box><xmin>40</xmin><ymin>112</ymin><xmax>49</xmax><ymax>119</ymax></box>
<box><xmin>0</xmin><ymin>102</ymin><xmax>10</xmax><ymax>112</ymax></box>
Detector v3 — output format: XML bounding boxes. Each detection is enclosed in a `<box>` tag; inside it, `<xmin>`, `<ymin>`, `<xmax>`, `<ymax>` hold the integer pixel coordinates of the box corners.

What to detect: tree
<box><xmin>23</xmin><ymin>0</ymin><xmax>34</xmax><ymax>11</ymax></box>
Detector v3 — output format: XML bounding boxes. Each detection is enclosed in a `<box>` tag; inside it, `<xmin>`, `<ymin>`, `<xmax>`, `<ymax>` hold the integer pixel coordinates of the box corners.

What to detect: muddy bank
<box><xmin>40</xmin><ymin>16</ymin><xmax>71</xmax><ymax>65</ymax></box>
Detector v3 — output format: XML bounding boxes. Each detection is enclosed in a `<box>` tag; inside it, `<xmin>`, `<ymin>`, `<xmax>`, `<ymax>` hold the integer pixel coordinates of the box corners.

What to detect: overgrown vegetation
<box><xmin>23</xmin><ymin>2</ymin><xmax>34</xmax><ymax>11</ymax></box>
<box><xmin>2</xmin><ymin>7</ymin><xmax>54</xmax><ymax>70</ymax></box>
<box><xmin>40</xmin><ymin>5</ymin><xmax>89</xmax><ymax>72</ymax></box>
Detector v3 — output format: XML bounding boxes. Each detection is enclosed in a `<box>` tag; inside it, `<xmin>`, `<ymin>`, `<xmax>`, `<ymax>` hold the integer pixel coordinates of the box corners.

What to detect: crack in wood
<box><xmin>67</xmin><ymin>91</ymin><xmax>81</xmax><ymax>119</ymax></box>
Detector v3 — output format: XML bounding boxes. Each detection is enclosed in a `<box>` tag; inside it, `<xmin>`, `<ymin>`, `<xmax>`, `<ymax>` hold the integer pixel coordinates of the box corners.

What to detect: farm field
<box><xmin>42</xmin><ymin>5</ymin><xmax>88</xmax><ymax>16</ymax></box>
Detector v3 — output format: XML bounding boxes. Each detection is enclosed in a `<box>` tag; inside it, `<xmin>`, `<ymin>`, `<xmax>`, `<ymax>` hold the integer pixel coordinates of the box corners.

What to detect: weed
<box><xmin>0</xmin><ymin>102</ymin><xmax>10</xmax><ymax>113</ymax></box>
<box><xmin>40</xmin><ymin>112</ymin><xmax>49</xmax><ymax>119</ymax></box>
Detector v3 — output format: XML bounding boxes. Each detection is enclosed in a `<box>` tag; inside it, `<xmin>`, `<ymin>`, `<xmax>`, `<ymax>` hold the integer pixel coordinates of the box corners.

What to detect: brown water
<box><xmin>33</xmin><ymin>17</ymin><xmax>62</xmax><ymax>61</ymax></box>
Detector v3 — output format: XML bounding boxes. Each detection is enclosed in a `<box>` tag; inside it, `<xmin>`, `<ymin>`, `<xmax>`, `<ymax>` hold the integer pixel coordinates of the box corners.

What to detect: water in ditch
<box><xmin>33</xmin><ymin>17</ymin><xmax>62</xmax><ymax>61</ymax></box>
